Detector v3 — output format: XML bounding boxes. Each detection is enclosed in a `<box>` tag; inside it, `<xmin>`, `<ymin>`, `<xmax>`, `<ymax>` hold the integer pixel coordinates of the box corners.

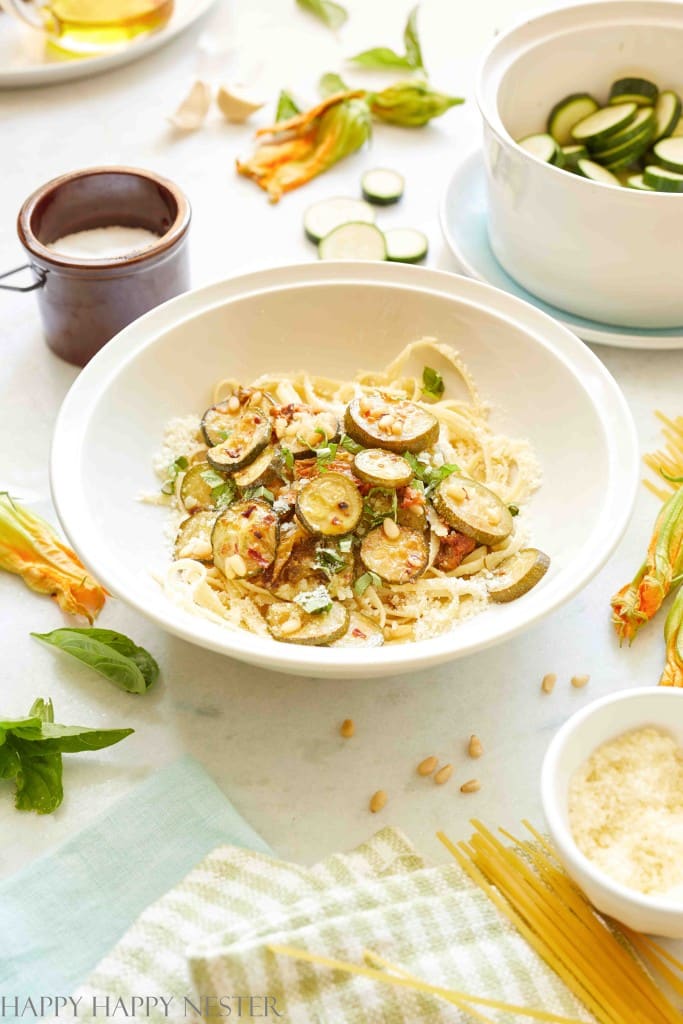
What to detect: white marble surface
<box><xmin>0</xmin><ymin>0</ymin><xmax>682</xmax><ymax>958</ymax></box>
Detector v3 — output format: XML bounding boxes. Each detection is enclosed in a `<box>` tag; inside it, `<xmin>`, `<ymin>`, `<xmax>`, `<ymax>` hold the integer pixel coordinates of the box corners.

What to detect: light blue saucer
<box><xmin>440</xmin><ymin>150</ymin><xmax>683</xmax><ymax>350</ymax></box>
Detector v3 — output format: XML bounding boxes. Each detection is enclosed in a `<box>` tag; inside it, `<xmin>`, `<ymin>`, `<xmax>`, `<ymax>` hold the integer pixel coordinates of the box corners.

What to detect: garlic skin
<box><xmin>217</xmin><ymin>84</ymin><xmax>265</xmax><ymax>123</ymax></box>
<box><xmin>169</xmin><ymin>80</ymin><xmax>213</xmax><ymax>131</ymax></box>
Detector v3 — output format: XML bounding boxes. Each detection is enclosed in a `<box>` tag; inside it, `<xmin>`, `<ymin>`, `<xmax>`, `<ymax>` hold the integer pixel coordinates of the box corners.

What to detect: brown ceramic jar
<box><xmin>14</xmin><ymin>166</ymin><xmax>191</xmax><ymax>366</ymax></box>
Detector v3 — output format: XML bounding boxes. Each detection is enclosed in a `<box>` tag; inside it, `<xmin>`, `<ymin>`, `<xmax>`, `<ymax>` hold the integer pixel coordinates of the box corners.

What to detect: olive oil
<box><xmin>42</xmin><ymin>0</ymin><xmax>174</xmax><ymax>54</ymax></box>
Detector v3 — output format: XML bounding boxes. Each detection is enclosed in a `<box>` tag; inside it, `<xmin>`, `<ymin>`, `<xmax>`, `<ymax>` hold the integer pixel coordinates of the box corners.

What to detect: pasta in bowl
<box><xmin>152</xmin><ymin>339</ymin><xmax>549</xmax><ymax>648</ymax></box>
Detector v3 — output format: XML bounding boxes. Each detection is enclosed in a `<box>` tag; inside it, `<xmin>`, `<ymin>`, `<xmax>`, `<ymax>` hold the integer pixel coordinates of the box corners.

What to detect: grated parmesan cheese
<box><xmin>569</xmin><ymin>727</ymin><xmax>683</xmax><ymax>899</ymax></box>
<box><xmin>152</xmin><ymin>414</ymin><xmax>203</xmax><ymax>479</ymax></box>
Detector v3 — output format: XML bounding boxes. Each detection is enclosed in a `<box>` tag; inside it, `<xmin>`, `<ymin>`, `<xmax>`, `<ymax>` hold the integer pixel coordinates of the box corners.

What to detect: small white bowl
<box><xmin>542</xmin><ymin>687</ymin><xmax>683</xmax><ymax>937</ymax></box>
<box><xmin>50</xmin><ymin>262</ymin><xmax>637</xmax><ymax>678</ymax></box>
<box><xmin>477</xmin><ymin>1</ymin><xmax>683</xmax><ymax>329</ymax></box>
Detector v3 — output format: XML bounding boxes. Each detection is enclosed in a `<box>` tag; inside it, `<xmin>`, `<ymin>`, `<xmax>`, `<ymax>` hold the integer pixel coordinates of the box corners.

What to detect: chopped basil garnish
<box><xmin>315</xmin><ymin>546</ymin><xmax>347</xmax><ymax>577</ymax></box>
<box><xmin>354</xmin><ymin>571</ymin><xmax>382</xmax><ymax>597</ymax></box>
<box><xmin>294</xmin><ymin>585</ymin><xmax>333</xmax><ymax>615</ymax></box>
<box><xmin>281</xmin><ymin>445</ymin><xmax>295</xmax><ymax>471</ymax></box>
<box><xmin>243</xmin><ymin>485</ymin><xmax>275</xmax><ymax>505</ymax></box>
<box><xmin>422</xmin><ymin>365</ymin><xmax>445</xmax><ymax>400</ymax></box>
<box><xmin>508</xmin><ymin>504</ymin><xmax>520</xmax><ymax>517</ymax></box>
<box><xmin>161</xmin><ymin>455</ymin><xmax>189</xmax><ymax>495</ymax></box>
<box><xmin>340</xmin><ymin>433</ymin><xmax>363</xmax><ymax>455</ymax></box>
<box><xmin>338</xmin><ymin>536</ymin><xmax>354</xmax><ymax>553</ymax></box>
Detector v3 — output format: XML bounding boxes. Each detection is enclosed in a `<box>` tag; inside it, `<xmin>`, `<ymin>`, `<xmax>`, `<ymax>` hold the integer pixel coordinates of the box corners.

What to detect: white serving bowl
<box><xmin>477</xmin><ymin>1</ymin><xmax>683</xmax><ymax>329</ymax></box>
<box><xmin>542</xmin><ymin>688</ymin><xmax>683</xmax><ymax>937</ymax></box>
<box><xmin>51</xmin><ymin>262</ymin><xmax>637</xmax><ymax>678</ymax></box>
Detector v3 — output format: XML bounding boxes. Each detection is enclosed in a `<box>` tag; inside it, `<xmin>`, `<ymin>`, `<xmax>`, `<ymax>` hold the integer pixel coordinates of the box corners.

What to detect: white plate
<box><xmin>440</xmin><ymin>150</ymin><xmax>683</xmax><ymax>350</ymax></box>
<box><xmin>50</xmin><ymin>262</ymin><xmax>638</xmax><ymax>679</ymax></box>
<box><xmin>0</xmin><ymin>0</ymin><xmax>216</xmax><ymax>88</ymax></box>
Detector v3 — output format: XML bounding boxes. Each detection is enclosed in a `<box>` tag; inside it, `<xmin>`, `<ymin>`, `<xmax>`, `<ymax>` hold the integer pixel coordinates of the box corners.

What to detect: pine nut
<box><xmin>359</xmin><ymin>396</ymin><xmax>372</xmax><ymax>415</ymax></box>
<box><xmin>252</xmin><ymin>390</ymin><xmax>263</xmax><ymax>404</ymax></box>
<box><xmin>487</xmin><ymin>509</ymin><xmax>501</xmax><ymax>526</ymax></box>
<box><xmin>541</xmin><ymin>673</ymin><xmax>557</xmax><ymax>694</ymax></box>
<box><xmin>448</xmin><ymin>485</ymin><xmax>467</xmax><ymax>503</ymax></box>
<box><xmin>571</xmin><ymin>674</ymin><xmax>590</xmax><ymax>689</ymax></box>
<box><xmin>340</xmin><ymin>718</ymin><xmax>355</xmax><ymax>738</ymax></box>
<box><xmin>278</xmin><ymin>614</ymin><xmax>302</xmax><ymax>636</ymax></box>
<box><xmin>227</xmin><ymin>395</ymin><xmax>240</xmax><ymax>413</ymax></box>
<box><xmin>417</xmin><ymin>755</ymin><xmax>438</xmax><ymax>776</ymax></box>
<box><xmin>434</xmin><ymin>763</ymin><xmax>453</xmax><ymax>785</ymax></box>
<box><xmin>379</xmin><ymin>414</ymin><xmax>394</xmax><ymax>431</ymax></box>
<box><xmin>391</xmin><ymin>420</ymin><xmax>404</xmax><ymax>436</ymax></box>
<box><xmin>468</xmin><ymin>734</ymin><xmax>483</xmax><ymax>759</ymax></box>
<box><xmin>369</xmin><ymin>790</ymin><xmax>387</xmax><ymax>813</ymax></box>
<box><xmin>383</xmin><ymin>517</ymin><xmax>400</xmax><ymax>540</ymax></box>
<box><xmin>227</xmin><ymin>553</ymin><xmax>247</xmax><ymax>577</ymax></box>
<box><xmin>460</xmin><ymin>779</ymin><xmax>480</xmax><ymax>794</ymax></box>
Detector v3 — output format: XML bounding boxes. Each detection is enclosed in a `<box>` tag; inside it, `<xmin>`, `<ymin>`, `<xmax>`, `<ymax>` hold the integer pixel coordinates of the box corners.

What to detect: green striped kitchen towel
<box><xmin>50</xmin><ymin>827</ymin><xmax>592</xmax><ymax>1024</ymax></box>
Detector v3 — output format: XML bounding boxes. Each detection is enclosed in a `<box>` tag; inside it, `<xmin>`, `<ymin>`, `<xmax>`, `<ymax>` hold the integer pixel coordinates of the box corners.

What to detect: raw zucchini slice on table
<box><xmin>174</xmin><ymin>511</ymin><xmax>217</xmax><ymax>561</ymax></box>
<box><xmin>575</xmin><ymin>159</ymin><xmax>621</xmax><ymax>186</ymax></box>
<box><xmin>547</xmin><ymin>93</ymin><xmax>599</xmax><ymax>145</ymax></box>
<box><xmin>211</xmin><ymin>499</ymin><xmax>279</xmax><ymax>578</ymax></box>
<box><xmin>589</xmin><ymin>106</ymin><xmax>655</xmax><ymax>154</ymax></box>
<box><xmin>608</xmin><ymin>77</ymin><xmax>658</xmax><ymax>107</ymax></box>
<box><xmin>354</xmin><ymin>449</ymin><xmax>413</xmax><ymax>488</ymax></box>
<box><xmin>361</xmin><ymin>168</ymin><xmax>405</xmax><ymax>205</ymax></box>
<box><xmin>207</xmin><ymin>408</ymin><xmax>272</xmax><ymax>473</ymax></box>
<box><xmin>384</xmin><ymin>228</ymin><xmax>429</xmax><ymax>264</ymax></box>
<box><xmin>266</xmin><ymin>600</ymin><xmax>350</xmax><ymax>645</ymax></box>
<box><xmin>626</xmin><ymin>173</ymin><xmax>654</xmax><ymax>190</ymax></box>
<box><xmin>517</xmin><ymin>133</ymin><xmax>559</xmax><ymax>163</ymax></box>
<box><xmin>296</xmin><ymin>473</ymin><xmax>363</xmax><ymax>536</ymax></box>
<box><xmin>318</xmin><ymin>222</ymin><xmax>386</xmax><ymax>261</ymax></box>
<box><xmin>488</xmin><ymin>547</ymin><xmax>550</xmax><ymax>603</ymax></box>
<box><xmin>344</xmin><ymin>395</ymin><xmax>439</xmax><ymax>453</ymax></box>
<box><xmin>360</xmin><ymin>524</ymin><xmax>429</xmax><ymax>584</ymax></box>
<box><xmin>643</xmin><ymin>164</ymin><xmax>683</xmax><ymax>192</ymax></box>
<box><xmin>654</xmin><ymin>90</ymin><xmax>682</xmax><ymax>140</ymax></box>
<box><xmin>433</xmin><ymin>476</ymin><xmax>513</xmax><ymax>546</ymax></box>
<box><xmin>651</xmin><ymin>136</ymin><xmax>683</xmax><ymax>172</ymax></box>
<box><xmin>303</xmin><ymin>197</ymin><xmax>375</xmax><ymax>243</ymax></box>
<box><xmin>180</xmin><ymin>462</ymin><xmax>222</xmax><ymax>512</ymax></box>
<box><xmin>570</xmin><ymin>103</ymin><xmax>637</xmax><ymax>145</ymax></box>
<box><xmin>331</xmin><ymin>610</ymin><xmax>384</xmax><ymax>647</ymax></box>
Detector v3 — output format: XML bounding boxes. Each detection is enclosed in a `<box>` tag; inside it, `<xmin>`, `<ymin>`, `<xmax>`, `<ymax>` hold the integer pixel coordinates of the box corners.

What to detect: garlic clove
<box><xmin>168</xmin><ymin>80</ymin><xmax>213</xmax><ymax>131</ymax></box>
<box><xmin>216</xmin><ymin>84</ymin><xmax>266</xmax><ymax>124</ymax></box>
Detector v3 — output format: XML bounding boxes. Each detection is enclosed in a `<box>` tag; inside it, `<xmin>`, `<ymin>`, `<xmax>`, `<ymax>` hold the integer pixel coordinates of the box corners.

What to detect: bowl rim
<box><xmin>541</xmin><ymin>686</ymin><xmax>683</xmax><ymax>917</ymax></box>
<box><xmin>475</xmin><ymin>0</ymin><xmax>683</xmax><ymax>199</ymax></box>
<box><xmin>50</xmin><ymin>261</ymin><xmax>639</xmax><ymax>677</ymax></box>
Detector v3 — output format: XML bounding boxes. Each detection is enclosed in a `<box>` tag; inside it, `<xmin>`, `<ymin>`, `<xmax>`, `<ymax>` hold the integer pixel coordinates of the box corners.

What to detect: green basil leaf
<box><xmin>422</xmin><ymin>365</ymin><xmax>444</xmax><ymax>399</ymax></box>
<box><xmin>297</xmin><ymin>0</ymin><xmax>348</xmax><ymax>30</ymax></box>
<box><xmin>340</xmin><ymin>433</ymin><xmax>363</xmax><ymax>455</ymax></box>
<box><xmin>508</xmin><ymin>504</ymin><xmax>520</xmax><ymax>517</ymax></box>
<box><xmin>348</xmin><ymin>46</ymin><xmax>413</xmax><ymax>70</ymax></box>
<box><xmin>281</xmin><ymin>445</ymin><xmax>295</xmax><ymax>471</ymax></box>
<box><xmin>354</xmin><ymin>571</ymin><xmax>382</xmax><ymax>597</ymax></box>
<box><xmin>0</xmin><ymin>744</ymin><xmax>21</xmax><ymax>780</ymax></box>
<box><xmin>403</xmin><ymin>5</ymin><xmax>424</xmax><ymax>70</ymax></box>
<box><xmin>32</xmin><ymin>628</ymin><xmax>159</xmax><ymax>695</ymax></box>
<box><xmin>319</xmin><ymin>71</ymin><xmax>349</xmax><ymax>97</ymax></box>
<box><xmin>294</xmin><ymin>585</ymin><xmax>333</xmax><ymax>614</ymax></box>
<box><xmin>243</xmin><ymin>485</ymin><xmax>275</xmax><ymax>505</ymax></box>
<box><xmin>10</xmin><ymin>736</ymin><xmax>63</xmax><ymax>814</ymax></box>
<box><xmin>276</xmin><ymin>90</ymin><xmax>301</xmax><ymax>121</ymax></box>
<box><xmin>38</xmin><ymin>722</ymin><xmax>135</xmax><ymax>754</ymax></box>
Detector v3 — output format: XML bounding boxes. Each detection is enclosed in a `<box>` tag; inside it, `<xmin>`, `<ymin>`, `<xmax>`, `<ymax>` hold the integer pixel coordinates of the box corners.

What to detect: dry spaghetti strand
<box><xmin>644</xmin><ymin>412</ymin><xmax>683</xmax><ymax>500</ymax></box>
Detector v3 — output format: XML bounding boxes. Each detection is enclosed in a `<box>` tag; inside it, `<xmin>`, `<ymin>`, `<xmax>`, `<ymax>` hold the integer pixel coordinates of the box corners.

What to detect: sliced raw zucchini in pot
<box><xmin>211</xmin><ymin>499</ymin><xmax>279</xmax><ymax>578</ymax></box>
<box><xmin>643</xmin><ymin>164</ymin><xmax>683</xmax><ymax>191</ymax></box>
<box><xmin>560</xmin><ymin>144</ymin><xmax>588</xmax><ymax>170</ymax></box>
<box><xmin>296</xmin><ymin>473</ymin><xmax>363</xmax><ymax>536</ymax></box>
<box><xmin>518</xmin><ymin>132</ymin><xmax>559</xmax><ymax>163</ymax></box>
<box><xmin>547</xmin><ymin>93</ymin><xmax>599</xmax><ymax>146</ymax></box>
<box><xmin>651</xmin><ymin>136</ymin><xmax>683</xmax><ymax>172</ymax></box>
<box><xmin>575</xmin><ymin>159</ymin><xmax>621</xmax><ymax>186</ymax></box>
<box><xmin>201</xmin><ymin>388</ymin><xmax>271</xmax><ymax>446</ymax></box>
<box><xmin>608</xmin><ymin>77</ymin><xmax>658</xmax><ymax>107</ymax></box>
<box><xmin>571</xmin><ymin>103</ymin><xmax>637</xmax><ymax>144</ymax></box>
<box><xmin>206</xmin><ymin>408</ymin><xmax>271</xmax><ymax>473</ymax></box>
<box><xmin>626</xmin><ymin>173</ymin><xmax>655</xmax><ymax>190</ymax></box>
<box><xmin>360</xmin><ymin>524</ymin><xmax>429</xmax><ymax>584</ymax></box>
<box><xmin>318</xmin><ymin>222</ymin><xmax>387</xmax><ymax>261</ymax></box>
<box><xmin>303</xmin><ymin>197</ymin><xmax>375</xmax><ymax>243</ymax></box>
<box><xmin>180</xmin><ymin>462</ymin><xmax>224</xmax><ymax>512</ymax></box>
<box><xmin>272</xmin><ymin>405</ymin><xmax>339</xmax><ymax>458</ymax></box>
<box><xmin>433</xmin><ymin>476</ymin><xmax>513</xmax><ymax>546</ymax></box>
<box><xmin>488</xmin><ymin>547</ymin><xmax>550</xmax><ymax>603</ymax></box>
<box><xmin>361</xmin><ymin>168</ymin><xmax>405</xmax><ymax>205</ymax></box>
<box><xmin>266</xmin><ymin>600</ymin><xmax>349</xmax><ymax>645</ymax></box>
<box><xmin>354</xmin><ymin>449</ymin><xmax>413</xmax><ymax>488</ymax></box>
<box><xmin>233</xmin><ymin>446</ymin><xmax>281</xmax><ymax>489</ymax></box>
<box><xmin>331</xmin><ymin>610</ymin><xmax>384</xmax><ymax>647</ymax></box>
<box><xmin>174</xmin><ymin>511</ymin><xmax>217</xmax><ymax>561</ymax></box>
<box><xmin>344</xmin><ymin>395</ymin><xmax>439</xmax><ymax>454</ymax></box>
<box><xmin>654</xmin><ymin>90</ymin><xmax>682</xmax><ymax>141</ymax></box>
<box><xmin>384</xmin><ymin>227</ymin><xmax>428</xmax><ymax>263</ymax></box>
<box><xmin>589</xmin><ymin>106</ymin><xmax>655</xmax><ymax>154</ymax></box>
